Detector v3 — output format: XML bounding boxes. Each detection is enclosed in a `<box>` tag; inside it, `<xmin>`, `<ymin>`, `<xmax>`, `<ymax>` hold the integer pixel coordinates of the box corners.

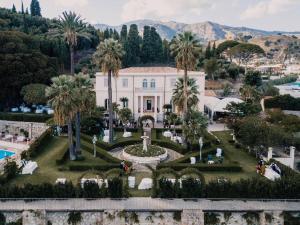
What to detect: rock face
<box><xmin>94</xmin><ymin>19</ymin><xmax>300</xmax><ymax>42</ymax></box>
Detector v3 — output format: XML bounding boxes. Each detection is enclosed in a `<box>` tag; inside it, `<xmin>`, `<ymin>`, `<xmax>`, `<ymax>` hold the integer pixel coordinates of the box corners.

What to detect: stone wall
<box><xmin>0</xmin><ymin>210</ymin><xmax>298</xmax><ymax>225</ymax></box>
<box><xmin>0</xmin><ymin>120</ymin><xmax>48</xmax><ymax>139</ymax></box>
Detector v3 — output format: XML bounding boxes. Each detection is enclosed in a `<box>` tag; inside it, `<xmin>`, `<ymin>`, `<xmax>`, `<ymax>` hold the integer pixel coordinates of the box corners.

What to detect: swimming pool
<box><xmin>0</xmin><ymin>149</ymin><xmax>15</xmax><ymax>160</ymax></box>
<box><xmin>288</xmin><ymin>82</ymin><xmax>300</xmax><ymax>87</ymax></box>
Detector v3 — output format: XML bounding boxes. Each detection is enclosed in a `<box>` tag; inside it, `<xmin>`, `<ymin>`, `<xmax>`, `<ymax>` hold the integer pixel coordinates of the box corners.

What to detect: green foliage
<box><xmin>20</xmin><ymin>83</ymin><xmax>47</xmax><ymax>105</ymax></box>
<box><xmin>141</xmin><ymin>26</ymin><xmax>163</xmax><ymax>63</ymax></box>
<box><xmin>204</xmin><ymin>58</ymin><xmax>218</xmax><ymax>80</ymax></box>
<box><xmin>157</xmin><ymin>163</ymin><xmax>242</xmax><ymax>172</ymax></box>
<box><xmin>30</xmin><ymin>0</ymin><xmax>41</xmax><ymax>17</ymax></box>
<box><xmin>129</xmin><ymin>212</ymin><xmax>139</xmax><ymax>224</ymax></box>
<box><xmin>26</xmin><ymin>128</ymin><xmax>52</xmax><ymax>158</ymax></box>
<box><xmin>244</xmin><ymin>70</ymin><xmax>262</xmax><ymax>86</ymax></box>
<box><xmin>242</xmin><ymin>212</ymin><xmax>259</xmax><ymax>225</ymax></box>
<box><xmin>173</xmin><ymin>211</ymin><xmax>182</xmax><ymax>222</ymax></box>
<box><xmin>68</xmin><ymin>211</ymin><xmax>82</xmax><ymax>225</ymax></box>
<box><xmin>0</xmin><ymin>112</ymin><xmax>51</xmax><ymax>122</ymax></box>
<box><xmin>266</xmin><ymin>75</ymin><xmax>298</xmax><ymax>86</ymax></box>
<box><xmin>204</xmin><ymin>212</ymin><xmax>220</xmax><ymax>225</ymax></box>
<box><xmin>4</xmin><ymin>161</ymin><xmax>18</xmax><ymax>180</ymax></box>
<box><xmin>216</xmin><ymin>40</ymin><xmax>240</xmax><ymax>54</ymax></box>
<box><xmin>265</xmin><ymin>95</ymin><xmax>300</xmax><ymax>110</ymax></box>
<box><xmin>124</xmin><ymin>144</ymin><xmax>165</xmax><ymax>157</ymax></box>
<box><xmin>108</xmin><ymin>177</ymin><xmax>123</xmax><ymax>198</ymax></box>
<box><xmin>118</xmin><ymin>108</ymin><xmax>132</xmax><ymax>126</ymax></box>
<box><xmin>257</xmin><ymin>83</ymin><xmax>279</xmax><ymax>96</ymax></box>
<box><xmin>227</xmin><ymin>64</ymin><xmax>240</xmax><ymax>80</ymax></box>
<box><xmin>229</xmin><ymin>43</ymin><xmax>265</xmax><ymax>64</ymax></box>
<box><xmin>0</xmin><ymin>212</ymin><xmax>5</xmax><ymax>225</ymax></box>
<box><xmin>266</xmin><ymin>109</ymin><xmax>300</xmax><ymax>133</ymax></box>
<box><xmin>226</xmin><ymin>102</ymin><xmax>261</xmax><ymax>117</ymax></box>
<box><xmin>172</xmin><ymin>78</ymin><xmax>200</xmax><ymax>113</ymax></box>
<box><xmin>182</xmin><ymin>110</ymin><xmax>208</xmax><ymax>149</ymax></box>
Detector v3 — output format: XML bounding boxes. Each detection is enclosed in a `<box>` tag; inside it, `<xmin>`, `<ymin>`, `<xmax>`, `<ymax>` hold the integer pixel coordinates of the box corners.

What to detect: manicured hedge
<box><xmin>80</xmin><ymin>142</ymin><xmax>121</xmax><ymax>164</ymax></box>
<box><xmin>68</xmin><ymin>163</ymin><xmax>120</xmax><ymax>171</ymax></box>
<box><xmin>27</xmin><ymin>128</ymin><xmax>52</xmax><ymax>158</ymax></box>
<box><xmin>265</xmin><ymin>95</ymin><xmax>300</xmax><ymax>110</ymax></box>
<box><xmin>157</xmin><ymin>163</ymin><xmax>242</xmax><ymax>172</ymax></box>
<box><xmin>114</xmin><ymin>127</ymin><xmax>139</xmax><ymax>133</ymax></box>
<box><xmin>152</xmin><ymin>140</ymin><xmax>187</xmax><ymax>154</ymax></box>
<box><xmin>55</xmin><ymin>145</ymin><xmax>69</xmax><ymax>165</ymax></box>
<box><xmin>81</xmin><ymin>133</ymin><xmax>142</xmax><ymax>151</ymax></box>
<box><xmin>0</xmin><ymin>112</ymin><xmax>52</xmax><ymax>122</ymax></box>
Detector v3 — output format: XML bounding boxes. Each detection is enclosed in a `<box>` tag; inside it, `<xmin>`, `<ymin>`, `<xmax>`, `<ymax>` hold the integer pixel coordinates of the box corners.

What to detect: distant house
<box><xmin>95</xmin><ymin>67</ymin><xmax>205</xmax><ymax>122</ymax></box>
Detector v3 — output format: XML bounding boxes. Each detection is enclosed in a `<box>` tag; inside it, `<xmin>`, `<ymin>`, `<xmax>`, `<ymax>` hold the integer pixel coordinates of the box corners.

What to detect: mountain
<box><xmin>94</xmin><ymin>19</ymin><xmax>300</xmax><ymax>42</ymax></box>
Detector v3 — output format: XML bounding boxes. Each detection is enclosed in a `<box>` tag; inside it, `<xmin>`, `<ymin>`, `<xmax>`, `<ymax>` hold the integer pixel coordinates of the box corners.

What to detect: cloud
<box><xmin>121</xmin><ymin>0</ymin><xmax>214</xmax><ymax>22</ymax></box>
<box><xmin>53</xmin><ymin>0</ymin><xmax>89</xmax><ymax>7</ymax></box>
<box><xmin>241</xmin><ymin>0</ymin><xmax>299</xmax><ymax>20</ymax></box>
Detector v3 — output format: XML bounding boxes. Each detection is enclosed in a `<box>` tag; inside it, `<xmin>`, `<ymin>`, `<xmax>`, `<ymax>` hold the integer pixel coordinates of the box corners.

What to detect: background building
<box><xmin>95</xmin><ymin>67</ymin><xmax>206</xmax><ymax>122</ymax></box>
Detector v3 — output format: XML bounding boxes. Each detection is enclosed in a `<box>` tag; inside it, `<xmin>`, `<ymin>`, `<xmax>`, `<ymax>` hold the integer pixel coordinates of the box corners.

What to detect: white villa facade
<box><xmin>95</xmin><ymin>67</ymin><xmax>206</xmax><ymax>122</ymax></box>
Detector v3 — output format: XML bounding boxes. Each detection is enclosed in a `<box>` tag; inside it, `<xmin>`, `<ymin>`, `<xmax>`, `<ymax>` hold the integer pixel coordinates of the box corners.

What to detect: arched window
<box><xmin>150</xmin><ymin>79</ymin><xmax>156</xmax><ymax>88</ymax></box>
<box><xmin>143</xmin><ymin>79</ymin><xmax>147</xmax><ymax>88</ymax></box>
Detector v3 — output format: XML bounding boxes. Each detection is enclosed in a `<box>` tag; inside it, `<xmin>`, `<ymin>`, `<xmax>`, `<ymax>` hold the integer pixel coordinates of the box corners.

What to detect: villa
<box><xmin>95</xmin><ymin>67</ymin><xmax>206</xmax><ymax>122</ymax></box>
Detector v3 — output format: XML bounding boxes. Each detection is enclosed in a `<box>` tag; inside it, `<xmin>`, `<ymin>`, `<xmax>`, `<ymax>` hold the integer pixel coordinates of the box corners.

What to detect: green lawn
<box><xmin>9</xmin><ymin>130</ymin><xmax>259</xmax><ymax>193</ymax></box>
<box><xmin>10</xmin><ymin>136</ymin><xmax>106</xmax><ymax>186</ymax></box>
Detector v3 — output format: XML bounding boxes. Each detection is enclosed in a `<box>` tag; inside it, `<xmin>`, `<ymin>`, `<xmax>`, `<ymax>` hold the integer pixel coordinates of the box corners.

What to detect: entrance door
<box><xmin>146</xmin><ymin>99</ymin><xmax>152</xmax><ymax>111</ymax></box>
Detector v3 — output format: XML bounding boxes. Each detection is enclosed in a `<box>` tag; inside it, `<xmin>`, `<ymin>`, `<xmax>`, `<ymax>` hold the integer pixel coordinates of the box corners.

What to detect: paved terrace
<box><xmin>0</xmin><ymin>198</ymin><xmax>299</xmax><ymax>211</ymax></box>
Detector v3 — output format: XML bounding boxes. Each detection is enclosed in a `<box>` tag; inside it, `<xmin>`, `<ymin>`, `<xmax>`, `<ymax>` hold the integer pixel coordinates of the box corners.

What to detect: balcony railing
<box><xmin>135</xmin><ymin>87</ymin><xmax>164</xmax><ymax>92</ymax></box>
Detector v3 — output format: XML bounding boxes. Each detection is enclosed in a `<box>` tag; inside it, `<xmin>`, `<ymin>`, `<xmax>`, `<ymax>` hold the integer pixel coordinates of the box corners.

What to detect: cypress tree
<box><xmin>162</xmin><ymin>39</ymin><xmax>171</xmax><ymax>63</ymax></box>
<box><xmin>205</xmin><ymin>41</ymin><xmax>211</xmax><ymax>59</ymax></box>
<box><xmin>127</xmin><ymin>24</ymin><xmax>141</xmax><ymax>65</ymax></box>
<box><xmin>12</xmin><ymin>4</ymin><xmax>17</xmax><ymax>13</ymax></box>
<box><xmin>103</xmin><ymin>28</ymin><xmax>110</xmax><ymax>39</ymax></box>
<box><xmin>141</xmin><ymin>26</ymin><xmax>152</xmax><ymax>63</ymax></box>
<box><xmin>150</xmin><ymin>27</ymin><xmax>163</xmax><ymax>62</ymax></box>
<box><xmin>30</xmin><ymin>0</ymin><xmax>42</xmax><ymax>16</ymax></box>
<box><xmin>21</xmin><ymin>1</ymin><xmax>24</xmax><ymax>14</ymax></box>
<box><xmin>25</xmin><ymin>8</ymin><xmax>29</xmax><ymax>15</ymax></box>
<box><xmin>120</xmin><ymin>25</ymin><xmax>127</xmax><ymax>43</ymax></box>
<box><xmin>112</xmin><ymin>29</ymin><xmax>119</xmax><ymax>40</ymax></box>
<box><xmin>212</xmin><ymin>41</ymin><xmax>216</xmax><ymax>57</ymax></box>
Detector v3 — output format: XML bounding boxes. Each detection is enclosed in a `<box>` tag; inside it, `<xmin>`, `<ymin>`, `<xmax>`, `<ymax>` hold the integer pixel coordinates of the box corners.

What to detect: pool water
<box><xmin>289</xmin><ymin>82</ymin><xmax>300</xmax><ymax>87</ymax></box>
<box><xmin>0</xmin><ymin>149</ymin><xmax>15</xmax><ymax>160</ymax></box>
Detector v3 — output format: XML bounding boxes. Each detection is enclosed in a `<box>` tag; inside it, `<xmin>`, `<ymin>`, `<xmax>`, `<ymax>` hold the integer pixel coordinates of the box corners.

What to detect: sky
<box><xmin>0</xmin><ymin>0</ymin><xmax>299</xmax><ymax>31</ymax></box>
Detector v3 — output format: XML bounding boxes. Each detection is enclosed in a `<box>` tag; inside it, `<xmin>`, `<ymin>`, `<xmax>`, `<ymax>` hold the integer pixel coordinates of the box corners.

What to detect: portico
<box><xmin>137</xmin><ymin>95</ymin><xmax>163</xmax><ymax>121</ymax></box>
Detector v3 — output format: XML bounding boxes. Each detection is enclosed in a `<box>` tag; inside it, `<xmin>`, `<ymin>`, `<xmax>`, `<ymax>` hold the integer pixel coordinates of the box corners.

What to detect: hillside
<box><xmin>248</xmin><ymin>35</ymin><xmax>300</xmax><ymax>62</ymax></box>
<box><xmin>94</xmin><ymin>19</ymin><xmax>300</xmax><ymax>42</ymax></box>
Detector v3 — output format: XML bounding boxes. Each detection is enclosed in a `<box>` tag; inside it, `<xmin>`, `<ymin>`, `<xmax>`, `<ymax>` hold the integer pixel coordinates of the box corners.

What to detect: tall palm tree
<box><xmin>170</xmin><ymin>32</ymin><xmax>201</xmax><ymax>120</ymax></box>
<box><xmin>55</xmin><ymin>11</ymin><xmax>90</xmax><ymax>154</ymax></box>
<box><xmin>93</xmin><ymin>38</ymin><xmax>124</xmax><ymax>143</ymax></box>
<box><xmin>55</xmin><ymin>11</ymin><xmax>89</xmax><ymax>75</ymax></box>
<box><xmin>73</xmin><ymin>74</ymin><xmax>95</xmax><ymax>154</ymax></box>
<box><xmin>172</xmin><ymin>78</ymin><xmax>199</xmax><ymax>114</ymax></box>
<box><xmin>46</xmin><ymin>75</ymin><xmax>77</xmax><ymax>160</ymax></box>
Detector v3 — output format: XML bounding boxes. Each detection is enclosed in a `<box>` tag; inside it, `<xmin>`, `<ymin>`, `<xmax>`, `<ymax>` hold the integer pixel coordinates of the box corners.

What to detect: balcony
<box><xmin>135</xmin><ymin>87</ymin><xmax>164</xmax><ymax>93</ymax></box>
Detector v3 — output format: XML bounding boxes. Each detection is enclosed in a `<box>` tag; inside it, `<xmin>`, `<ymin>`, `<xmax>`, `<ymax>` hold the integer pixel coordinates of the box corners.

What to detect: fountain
<box><xmin>122</xmin><ymin>132</ymin><xmax>168</xmax><ymax>164</ymax></box>
<box><xmin>141</xmin><ymin>133</ymin><xmax>149</xmax><ymax>152</ymax></box>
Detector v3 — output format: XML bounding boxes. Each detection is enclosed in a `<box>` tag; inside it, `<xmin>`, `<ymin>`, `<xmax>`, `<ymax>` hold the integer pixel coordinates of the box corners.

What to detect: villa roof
<box><xmin>117</xmin><ymin>67</ymin><xmax>203</xmax><ymax>75</ymax></box>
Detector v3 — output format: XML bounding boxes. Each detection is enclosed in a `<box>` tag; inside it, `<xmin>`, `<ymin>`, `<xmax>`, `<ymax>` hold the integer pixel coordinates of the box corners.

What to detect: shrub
<box><xmin>265</xmin><ymin>95</ymin><xmax>300</xmax><ymax>110</ymax></box>
<box><xmin>173</xmin><ymin>211</ymin><xmax>181</xmax><ymax>222</ymax></box>
<box><xmin>108</xmin><ymin>177</ymin><xmax>123</xmax><ymax>198</ymax></box>
<box><xmin>68</xmin><ymin>212</ymin><xmax>82</xmax><ymax>225</ymax></box>
<box><xmin>4</xmin><ymin>161</ymin><xmax>18</xmax><ymax>180</ymax></box>
<box><xmin>0</xmin><ymin>212</ymin><xmax>5</xmax><ymax>225</ymax></box>
<box><xmin>27</xmin><ymin>128</ymin><xmax>52</xmax><ymax>158</ymax></box>
<box><xmin>152</xmin><ymin>140</ymin><xmax>186</xmax><ymax>154</ymax></box>
<box><xmin>157</xmin><ymin>163</ymin><xmax>242</xmax><ymax>172</ymax></box>
<box><xmin>0</xmin><ymin>112</ymin><xmax>52</xmax><ymax>122</ymax></box>
<box><xmin>181</xmin><ymin>177</ymin><xmax>203</xmax><ymax>198</ymax></box>
<box><xmin>68</xmin><ymin>163</ymin><xmax>119</xmax><ymax>171</ymax></box>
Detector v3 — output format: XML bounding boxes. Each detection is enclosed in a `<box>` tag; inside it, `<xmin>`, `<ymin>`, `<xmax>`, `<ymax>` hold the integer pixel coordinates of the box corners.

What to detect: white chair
<box><xmin>123</xmin><ymin>132</ymin><xmax>132</xmax><ymax>138</ymax></box>
<box><xmin>55</xmin><ymin>178</ymin><xmax>66</xmax><ymax>185</ymax></box>
<box><xmin>128</xmin><ymin>176</ymin><xmax>135</xmax><ymax>188</ymax></box>
<box><xmin>21</xmin><ymin>161</ymin><xmax>38</xmax><ymax>175</ymax></box>
<box><xmin>138</xmin><ymin>178</ymin><xmax>153</xmax><ymax>190</ymax></box>
<box><xmin>190</xmin><ymin>157</ymin><xmax>196</xmax><ymax>164</ymax></box>
<box><xmin>163</xmin><ymin>131</ymin><xmax>172</xmax><ymax>138</ymax></box>
<box><xmin>47</xmin><ymin>109</ymin><xmax>54</xmax><ymax>115</ymax></box>
<box><xmin>3</xmin><ymin>134</ymin><xmax>13</xmax><ymax>141</ymax></box>
<box><xmin>103</xmin><ymin>136</ymin><xmax>109</xmax><ymax>143</ymax></box>
<box><xmin>208</xmin><ymin>160</ymin><xmax>214</xmax><ymax>165</ymax></box>
<box><xmin>216</xmin><ymin>148</ymin><xmax>222</xmax><ymax>157</ymax></box>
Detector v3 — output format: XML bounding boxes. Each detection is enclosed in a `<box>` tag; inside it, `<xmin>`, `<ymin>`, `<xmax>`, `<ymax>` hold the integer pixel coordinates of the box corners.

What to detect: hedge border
<box><xmin>0</xmin><ymin>112</ymin><xmax>52</xmax><ymax>123</ymax></box>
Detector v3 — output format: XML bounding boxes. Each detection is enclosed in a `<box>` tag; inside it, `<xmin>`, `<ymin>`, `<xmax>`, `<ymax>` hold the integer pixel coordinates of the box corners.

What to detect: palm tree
<box><xmin>46</xmin><ymin>75</ymin><xmax>77</xmax><ymax>160</ymax></box>
<box><xmin>182</xmin><ymin>110</ymin><xmax>208</xmax><ymax>151</ymax></box>
<box><xmin>172</xmin><ymin>78</ymin><xmax>199</xmax><ymax>114</ymax></box>
<box><xmin>54</xmin><ymin>11</ymin><xmax>90</xmax><ymax>154</ymax></box>
<box><xmin>93</xmin><ymin>38</ymin><xmax>124</xmax><ymax>143</ymax></box>
<box><xmin>170</xmin><ymin>31</ymin><xmax>201</xmax><ymax>120</ymax></box>
<box><xmin>55</xmin><ymin>11</ymin><xmax>90</xmax><ymax>75</ymax></box>
<box><xmin>73</xmin><ymin>74</ymin><xmax>95</xmax><ymax>154</ymax></box>
<box><xmin>240</xmin><ymin>85</ymin><xmax>261</xmax><ymax>102</ymax></box>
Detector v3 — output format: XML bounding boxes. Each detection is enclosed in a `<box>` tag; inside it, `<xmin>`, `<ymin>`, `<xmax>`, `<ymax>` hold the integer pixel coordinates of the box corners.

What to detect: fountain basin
<box><xmin>123</xmin><ymin>144</ymin><xmax>168</xmax><ymax>164</ymax></box>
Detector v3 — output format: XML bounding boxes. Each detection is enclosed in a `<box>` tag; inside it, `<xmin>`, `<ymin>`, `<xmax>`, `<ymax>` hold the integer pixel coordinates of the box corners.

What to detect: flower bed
<box><xmin>124</xmin><ymin>144</ymin><xmax>165</xmax><ymax>157</ymax></box>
